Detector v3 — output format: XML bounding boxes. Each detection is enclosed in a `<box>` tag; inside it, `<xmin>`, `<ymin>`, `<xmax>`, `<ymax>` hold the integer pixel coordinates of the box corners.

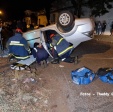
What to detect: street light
<box><xmin>0</xmin><ymin>10</ymin><xmax>3</xmax><ymax>21</ymax></box>
<box><xmin>0</xmin><ymin>10</ymin><xmax>2</xmax><ymax>15</ymax></box>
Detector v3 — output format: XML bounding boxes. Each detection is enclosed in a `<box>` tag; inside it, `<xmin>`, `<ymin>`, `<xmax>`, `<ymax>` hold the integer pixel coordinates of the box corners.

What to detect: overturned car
<box><xmin>23</xmin><ymin>10</ymin><xmax>95</xmax><ymax>57</ymax></box>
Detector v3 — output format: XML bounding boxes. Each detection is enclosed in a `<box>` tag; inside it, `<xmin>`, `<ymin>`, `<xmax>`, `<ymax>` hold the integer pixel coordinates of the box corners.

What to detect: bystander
<box><xmin>110</xmin><ymin>21</ymin><xmax>113</xmax><ymax>36</ymax></box>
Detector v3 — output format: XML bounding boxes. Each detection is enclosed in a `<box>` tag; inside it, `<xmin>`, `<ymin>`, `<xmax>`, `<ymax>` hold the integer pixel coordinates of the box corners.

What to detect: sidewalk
<box><xmin>94</xmin><ymin>35</ymin><xmax>113</xmax><ymax>43</ymax></box>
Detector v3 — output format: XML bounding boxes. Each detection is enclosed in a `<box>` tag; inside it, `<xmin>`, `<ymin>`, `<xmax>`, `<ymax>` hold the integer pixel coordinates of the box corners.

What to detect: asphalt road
<box><xmin>42</xmin><ymin>38</ymin><xmax>113</xmax><ymax>112</ymax></box>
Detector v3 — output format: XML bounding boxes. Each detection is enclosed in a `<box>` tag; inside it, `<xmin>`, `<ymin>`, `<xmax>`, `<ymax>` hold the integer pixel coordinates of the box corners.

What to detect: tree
<box><xmin>53</xmin><ymin>0</ymin><xmax>113</xmax><ymax>18</ymax></box>
<box><xmin>86</xmin><ymin>0</ymin><xmax>113</xmax><ymax>17</ymax></box>
<box><xmin>44</xmin><ymin>0</ymin><xmax>52</xmax><ymax>25</ymax></box>
<box><xmin>69</xmin><ymin>0</ymin><xmax>113</xmax><ymax>17</ymax></box>
<box><xmin>70</xmin><ymin>0</ymin><xmax>85</xmax><ymax>18</ymax></box>
<box><xmin>51</xmin><ymin>0</ymin><xmax>87</xmax><ymax>18</ymax></box>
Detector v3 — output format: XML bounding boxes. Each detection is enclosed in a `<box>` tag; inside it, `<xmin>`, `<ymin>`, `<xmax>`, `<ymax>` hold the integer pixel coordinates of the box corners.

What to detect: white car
<box><xmin>23</xmin><ymin>10</ymin><xmax>95</xmax><ymax>57</ymax></box>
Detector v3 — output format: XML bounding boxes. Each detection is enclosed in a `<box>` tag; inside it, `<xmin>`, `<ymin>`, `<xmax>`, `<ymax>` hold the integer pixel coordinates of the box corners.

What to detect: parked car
<box><xmin>23</xmin><ymin>10</ymin><xmax>95</xmax><ymax>57</ymax></box>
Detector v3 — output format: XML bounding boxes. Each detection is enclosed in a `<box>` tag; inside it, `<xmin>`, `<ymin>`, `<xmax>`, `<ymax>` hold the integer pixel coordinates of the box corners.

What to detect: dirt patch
<box><xmin>0</xmin><ymin>57</ymin><xmax>52</xmax><ymax>112</ymax></box>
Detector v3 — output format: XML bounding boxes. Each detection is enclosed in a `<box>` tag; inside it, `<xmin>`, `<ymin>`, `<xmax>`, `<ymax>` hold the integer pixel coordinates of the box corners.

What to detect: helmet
<box><xmin>50</xmin><ymin>33</ymin><xmax>55</xmax><ymax>38</ymax></box>
<box><xmin>15</xmin><ymin>28</ymin><xmax>23</xmax><ymax>33</ymax></box>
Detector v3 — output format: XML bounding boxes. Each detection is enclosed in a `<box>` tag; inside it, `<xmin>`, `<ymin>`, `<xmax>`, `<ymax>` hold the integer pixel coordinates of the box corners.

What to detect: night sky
<box><xmin>0</xmin><ymin>0</ymin><xmax>45</xmax><ymax>21</ymax></box>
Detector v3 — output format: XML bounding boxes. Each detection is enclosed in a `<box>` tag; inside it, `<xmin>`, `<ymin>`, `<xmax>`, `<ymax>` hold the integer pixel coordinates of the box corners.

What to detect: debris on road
<box><xmin>59</xmin><ymin>65</ymin><xmax>64</xmax><ymax>68</ymax></box>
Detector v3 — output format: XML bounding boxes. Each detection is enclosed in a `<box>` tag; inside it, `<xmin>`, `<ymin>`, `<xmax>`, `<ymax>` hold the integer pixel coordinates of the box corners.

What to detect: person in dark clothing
<box><xmin>32</xmin><ymin>42</ymin><xmax>49</xmax><ymax>66</ymax></box>
<box><xmin>102</xmin><ymin>20</ymin><xmax>107</xmax><ymax>34</ymax></box>
<box><xmin>11</xmin><ymin>20</ymin><xmax>17</xmax><ymax>34</ymax></box>
<box><xmin>96</xmin><ymin>21</ymin><xmax>102</xmax><ymax>35</ymax></box>
<box><xmin>7</xmin><ymin>28</ymin><xmax>31</xmax><ymax>60</ymax></box>
<box><xmin>49</xmin><ymin>33</ymin><xmax>74</xmax><ymax>64</ymax></box>
<box><xmin>110</xmin><ymin>21</ymin><xmax>113</xmax><ymax>36</ymax></box>
<box><xmin>16</xmin><ymin>20</ymin><xmax>23</xmax><ymax>30</ymax></box>
<box><xmin>22</xmin><ymin>19</ymin><xmax>27</xmax><ymax>32</ymax></box>
<box><xmin>28</xmin><ymin>23</ymin><xmax>34</xmax><ymax>30</ymax></box>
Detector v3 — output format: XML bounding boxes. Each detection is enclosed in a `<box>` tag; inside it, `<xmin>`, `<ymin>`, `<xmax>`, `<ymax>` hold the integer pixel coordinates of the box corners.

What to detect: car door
<box><xmin>40</xmin><ymin>31</ymin><xmax>53</xmax><ymax>58</ymax></box>
<box><xmin>23</xmin><ymin>29</ymin><xmax>41</xmax><ymax>48</ymax></box>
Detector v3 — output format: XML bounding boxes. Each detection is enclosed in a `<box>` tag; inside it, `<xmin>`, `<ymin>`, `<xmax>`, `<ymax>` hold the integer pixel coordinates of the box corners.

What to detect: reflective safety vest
<box><xmin>8</xmin><ymin>33</ymin><xmax>30</xmax><ymax>60</ymax></box>
<box><xmin>50</xmin><ymin>35</ymin><xmax>73</xmax><ymax>57</ymax></box>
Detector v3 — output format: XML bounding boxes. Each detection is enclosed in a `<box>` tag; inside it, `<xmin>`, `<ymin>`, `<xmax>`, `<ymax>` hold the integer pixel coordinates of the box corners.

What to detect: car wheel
<box><xmin>57</xmin><ymin>10</ymin><xmax>74</xmax><ymax>33</ymax></box>
<box><xmin>57</xmin><ymin>10</ymin><xmax>74</xmax><ymax>28</ymax></box>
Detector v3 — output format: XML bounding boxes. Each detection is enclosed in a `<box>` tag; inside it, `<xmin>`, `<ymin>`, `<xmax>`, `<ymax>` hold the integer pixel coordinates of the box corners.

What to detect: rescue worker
<box><xmin>32</xmin><ymin>42</ymin><xmax>49</xmax><ymax>66</ymax></box>
<box><xmin>7</xmin><ymin>28</ymin><xmax>31</xmax><ymax>60</ymax></box>
<box><xmin>49</xmin><ymin>33</ymin><xmax>74</xmax><ymax>64</ymax></box>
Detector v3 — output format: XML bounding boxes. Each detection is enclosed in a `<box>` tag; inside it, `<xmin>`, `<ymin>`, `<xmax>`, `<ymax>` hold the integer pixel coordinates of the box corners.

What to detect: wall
<box><xmin>38</xmin><ymin>15</ymin><xmax>47</xmax><ymax>26</ymax></box>
<box><xmin>50</xmin><ymin>12</ymin><xmax>59</xmax><ymax>24</ymax></box>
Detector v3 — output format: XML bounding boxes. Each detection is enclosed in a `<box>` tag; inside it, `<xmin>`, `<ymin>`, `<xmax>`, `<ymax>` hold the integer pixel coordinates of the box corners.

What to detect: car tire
<box><xmin>57</xmin><ymin>10</ymin><xmax>74</xmax><ymax>28</ymax></box>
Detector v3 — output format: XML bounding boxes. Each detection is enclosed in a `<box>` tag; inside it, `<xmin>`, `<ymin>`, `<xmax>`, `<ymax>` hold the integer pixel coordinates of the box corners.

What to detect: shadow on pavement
<box><xmin>71</xmin><ymin>39</ymin><xmax>111</xmax><ymax>57</ymax></box>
